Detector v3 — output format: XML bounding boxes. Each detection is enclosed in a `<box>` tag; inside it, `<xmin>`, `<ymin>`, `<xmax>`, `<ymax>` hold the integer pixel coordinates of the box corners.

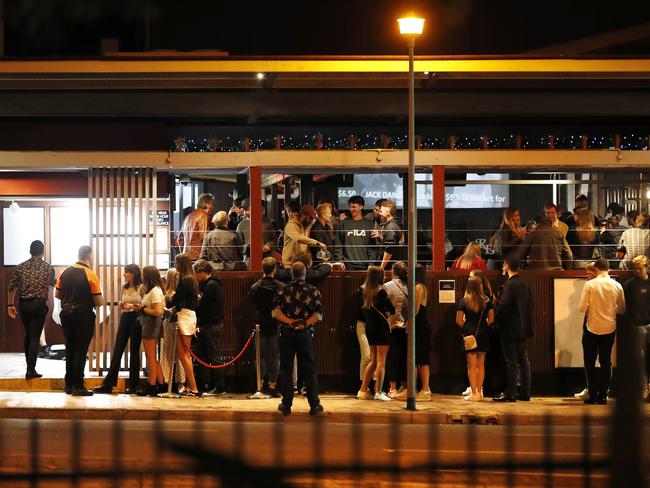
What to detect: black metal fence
<box><xmin>0</xmin><ymin>316</ymin><xmax>648</xmax><ymax>487</ymax></box>
<box><xmin>0</xmin><ymin>409</ymin><xmax>645</xmax><ymax>488</ymax></box>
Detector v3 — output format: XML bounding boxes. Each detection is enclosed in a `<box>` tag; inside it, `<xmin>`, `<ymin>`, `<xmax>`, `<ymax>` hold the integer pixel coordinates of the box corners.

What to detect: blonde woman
<box><xmin>568</xmin><ymin>208</ymin><xmax>599</xmax><ymax>268</ymax></box>
<box><xmin>461</xmin><ymin>269</ymin><xmax>498</xmax><ymax>399</ymax></box>
<box><xmin>452</xmin><ymin>242</ymin><xmax>488</xmax><ymax>272</ymax></box>
<box><xmin>456</xmin><ymin>276</ymin><xmax>494</xmax><ymax>401</ymax></box>
<box><xmin>161</xmin><ymin>268</ymin><xmax>186</xmax><ymax>388</ymax></box>
<box><xmin>357</xmin><ymin>266</ymin><xmax>395</xmax><ymax>401</ymax></box>
<box><xmin>170</xmin><ymin>253</ymin><xmax>200</xmax><ymax>396</ymax></box>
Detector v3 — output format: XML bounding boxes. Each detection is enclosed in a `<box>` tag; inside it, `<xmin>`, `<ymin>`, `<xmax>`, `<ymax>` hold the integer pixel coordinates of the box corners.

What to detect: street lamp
<box><xmin>398</xmin><ymin>14</ymin><xmax>424</xmax><ymax>411</ymax></box>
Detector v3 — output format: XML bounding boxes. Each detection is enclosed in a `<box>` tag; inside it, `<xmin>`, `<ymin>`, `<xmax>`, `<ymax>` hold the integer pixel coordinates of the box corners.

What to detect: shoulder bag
<box><xmin>463</xmin><ymin>305</ymin><xmax>484</xmax><ymax>351</ymax></box>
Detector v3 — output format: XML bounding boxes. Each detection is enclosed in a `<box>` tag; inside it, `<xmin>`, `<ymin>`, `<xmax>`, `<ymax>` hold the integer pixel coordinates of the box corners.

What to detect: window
<box><xmin>3</xmin><ymin>207</ymin><xmax>45</xmax><ymax>265</ymax></box>
<box><xmin>50</xmin><ymin>206</ymin><xmax>90</xmax><ymax>266</ymax></box>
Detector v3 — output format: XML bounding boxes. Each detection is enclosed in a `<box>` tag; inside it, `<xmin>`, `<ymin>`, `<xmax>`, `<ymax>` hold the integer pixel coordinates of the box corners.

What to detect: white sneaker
<box><xmin>387</xmin><ymin>389</ymin><xmax>399</xmax><ymax>399</ymax></box>
<box><xmin>374</xmin><ymin>392</ymin><xmax>391</xmax><ymax>401</ymax></box>
<box><xmin>462</xmin><ymin>386</ymin><xmax>472</xmax><ymax>397</ymax></box>
<box><xmin>356</xmin><ymin>390</ymin><xmax>371</xmax><ymax>400</ymax></box>
<box><xmin>574</xmin><ymin>388</ymin><xmax>589</xmax><ymax>401</ymax></box>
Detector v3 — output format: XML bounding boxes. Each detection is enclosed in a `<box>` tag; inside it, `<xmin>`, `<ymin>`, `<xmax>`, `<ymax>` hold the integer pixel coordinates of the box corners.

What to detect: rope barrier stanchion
<box><xmin>179</xmin><ymin>328</ymin><xmax>255</xmax><ymax>369</ymax></box>
<box><xmin>249</xmin><ymin>324</ymin><xmax>270</xmax><ymax>400</ymax></box>
<box><xmin>158</xmin><ymin>320</ymin><xmax>181</xmax><ymax>399</ymax></box>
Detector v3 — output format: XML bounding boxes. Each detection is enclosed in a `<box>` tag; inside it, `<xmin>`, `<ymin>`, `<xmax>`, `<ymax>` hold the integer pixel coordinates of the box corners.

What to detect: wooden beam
<box><xmin>0</xmin><ymin>149</ymin><xmax>648</xmax><ymax>170</ymax></box>
<box><xmin>1</xmin><ymin>58</ymin><xmax>650</xmax><ymax>74</ymax></box>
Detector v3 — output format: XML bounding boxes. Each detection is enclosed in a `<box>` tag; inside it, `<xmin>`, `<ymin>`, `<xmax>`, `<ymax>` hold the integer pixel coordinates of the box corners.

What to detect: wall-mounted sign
<box><xmin>438</xmin><ymin>280</ymin><xmax>456</xmax><ymax>304</ymax></box>
<box><xmin>156</xmin><ymin>210</ymin><xmax>169</xmax><ymax>226</ymax></box>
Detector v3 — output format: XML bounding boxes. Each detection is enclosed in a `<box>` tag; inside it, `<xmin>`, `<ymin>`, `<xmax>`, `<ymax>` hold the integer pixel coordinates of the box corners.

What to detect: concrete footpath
<box><xmin>1</xmin><ymin>389</ymin><xmax>647</xmax><ymax>425</ymax></box>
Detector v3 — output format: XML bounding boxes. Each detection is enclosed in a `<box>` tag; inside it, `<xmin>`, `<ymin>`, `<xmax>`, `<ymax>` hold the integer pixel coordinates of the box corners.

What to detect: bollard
<box><xmin>158</xmin><ymin>320</ymin><xmax>181</xmax><ymax>398</ymax></box>
<box><xmin>249</xmin><ymin>324</ymin><xmax>270</xmax><ymax>399</ymax></box>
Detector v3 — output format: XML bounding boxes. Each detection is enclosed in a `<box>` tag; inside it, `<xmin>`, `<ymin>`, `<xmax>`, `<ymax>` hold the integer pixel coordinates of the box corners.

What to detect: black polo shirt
<box><xmin>56</xmin><ymin>262</ymin><xmax>101</xmax><ymax>309</ymax></box>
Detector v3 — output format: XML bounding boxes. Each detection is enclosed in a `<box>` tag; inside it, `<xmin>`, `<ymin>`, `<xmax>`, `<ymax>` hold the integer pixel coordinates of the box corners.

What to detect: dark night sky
<box><xmin>5</xmin><ymin>0</ymin><xmax>650</xmax><ymax>56</ymax></box>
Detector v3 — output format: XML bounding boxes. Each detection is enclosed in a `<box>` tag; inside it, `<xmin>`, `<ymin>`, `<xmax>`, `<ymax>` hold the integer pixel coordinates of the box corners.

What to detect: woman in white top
<box><xmin>139</xmin><ymin>265</ymin><xmax>165</xmax><ymax>396</ymax></box>
<box><xmin>93</xmin><ymin>264</ymin><xmax>143</xmax><ymax>394</ymax></box>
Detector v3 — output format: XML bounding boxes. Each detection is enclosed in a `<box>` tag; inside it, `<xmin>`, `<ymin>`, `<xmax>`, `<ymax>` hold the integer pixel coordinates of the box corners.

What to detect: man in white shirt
<box><xmin>578</xmin><ymin>258</ymin><xmax>626</xmax><ymax>404</ymax></box>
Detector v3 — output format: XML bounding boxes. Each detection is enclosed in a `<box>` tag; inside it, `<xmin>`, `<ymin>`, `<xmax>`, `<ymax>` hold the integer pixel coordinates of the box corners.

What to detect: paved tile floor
<box><xmin>1</xmin><ymin>353</ymin><xmax>648</xmax><ymax>425</ymax></box>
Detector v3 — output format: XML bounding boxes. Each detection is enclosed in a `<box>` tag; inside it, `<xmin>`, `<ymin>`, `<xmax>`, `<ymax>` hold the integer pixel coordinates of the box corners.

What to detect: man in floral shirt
<box><xmin>7</xmin><ymin>240</ymin><xmax>55</xmax><ymax>379</ymax></box>
<box><xmin>272</xmin><ymin>261</ymin><xmax>324</xmax><ymax>416</ymax></box>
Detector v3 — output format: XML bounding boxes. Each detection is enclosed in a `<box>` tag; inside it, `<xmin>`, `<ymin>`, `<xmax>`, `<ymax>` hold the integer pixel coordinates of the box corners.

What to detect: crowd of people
<box><xmin>454</xmin><ymin>196</ymin><xmax>646</xmax><ymax>272</ymax></box>
<box><xmin>177</xmin><ymin>192</ymin><xmax>405</xmax><ymax>272</ymax></box>
<box><xmin>5</xmin><ymin>190</ymin><xmax>650</xmax><ymax>412</ymax></box>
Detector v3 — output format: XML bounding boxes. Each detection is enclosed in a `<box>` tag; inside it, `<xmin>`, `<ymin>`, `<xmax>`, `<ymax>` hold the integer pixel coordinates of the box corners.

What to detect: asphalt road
<box><xmin>0</xmin><ymin>419</ymin><xmax>646</xmax><ymax>487</ymax></box>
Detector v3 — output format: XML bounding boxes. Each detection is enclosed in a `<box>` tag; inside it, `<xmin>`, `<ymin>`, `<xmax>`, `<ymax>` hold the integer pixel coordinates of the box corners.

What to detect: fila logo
<box><xmin>347</xmin><ymin>229</ymin><xmax>367</xmax><ymax>237</ymax></box>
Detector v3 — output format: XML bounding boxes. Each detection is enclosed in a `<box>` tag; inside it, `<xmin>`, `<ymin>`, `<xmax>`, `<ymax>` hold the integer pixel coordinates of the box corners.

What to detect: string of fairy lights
<box><xmin>171</xmin><ymin>133</ymin><xmax>650</xmax><ymax>152</ymax></box>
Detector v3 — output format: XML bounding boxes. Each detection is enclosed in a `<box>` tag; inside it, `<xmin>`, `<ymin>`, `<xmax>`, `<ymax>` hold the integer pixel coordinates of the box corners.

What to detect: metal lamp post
<box><xmin>398</xmin><ymin>15</ymin><xmax>425</xmax><ymax>411</ymax></box>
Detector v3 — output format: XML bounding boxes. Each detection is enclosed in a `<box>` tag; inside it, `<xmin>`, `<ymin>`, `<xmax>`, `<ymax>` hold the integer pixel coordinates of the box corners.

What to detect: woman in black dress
<box><xmin>356</xmin><ymin>266</ymin><xmax>395</xmax><ymax>401</ymax></box>
<box><xmin>413</xmin><ymin>265</ymin><xmax>432</xmax><ymax>400</ymax></box>
<box><xmin>456</xmin><ymin>276</ymin><xmax>494</xmax><ymax>401</ymax></box>
<box><xmin>469</xmin><ymin>268</ymin><xmax>503</xmax><ymax>398</ymax></box>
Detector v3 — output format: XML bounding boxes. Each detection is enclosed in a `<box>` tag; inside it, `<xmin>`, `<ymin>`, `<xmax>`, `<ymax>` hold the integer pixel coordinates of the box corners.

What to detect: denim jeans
<box><xmin>260</xmin><ymin>333</ymin><xmax>279</xmax><ymax>385</ymax></box>
<box><xmin>18</xmin><ymin>299</ymin><xmax>48</xmax><ymax>369</ymax></box>
<box><xmin>279</xmin><ymin>328</ymin><xmax>320</xmax><ymax>408</ymax></box>
<box><xmin>501</xmin><ymin>340</ymin><xmax>530</xmax><ymax>400</ymax></box>
<box><xmin>103</xmin><ymin>311</ymin><xmax>141</xmax><ymax>389</ymax></box>
<box><xmin>194</xmin><ymin>323</ymin><xmax>225</xmax><ymax>392</ymax></box>
<box><xmin>583</xmin><ymin>328</ymin><xmax>616</xmax><ymax>401</ymax></box>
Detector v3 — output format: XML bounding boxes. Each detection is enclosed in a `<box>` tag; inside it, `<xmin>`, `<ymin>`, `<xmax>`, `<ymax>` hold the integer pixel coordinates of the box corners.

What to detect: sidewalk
<box><xmin>1</xmin><ymin>389</ymin><xmax>647</xmax><ymax>425</ymax></box>
<box><xmin>1</xmin><ymin>354</ymin><xmax>648</xmax><ymax>425</ymax></box>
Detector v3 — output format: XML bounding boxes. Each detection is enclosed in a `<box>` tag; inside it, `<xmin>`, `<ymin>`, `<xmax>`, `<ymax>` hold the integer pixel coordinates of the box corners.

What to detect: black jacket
<box><xmin>495</xmin><ymin>274</ymin><xmax>534</xmax><ymax>342</ymax></box>
<box><xmin>172</xmin><ymin>276</ymin><xmax>199</xmax><ymax>311</ymax></box>
<box><xmin>380</xmin><ymin>217</ymin><xmax>406</xmax><ymax>265</ymax></box>
<box><xmin>309</xmin><ymin>220</ymin><xmax>336</xmax><ymax>263</ymax></box>
<box><xmin>249</xmin><ymin>276</ymin><xmax>284</xmax><ymax>335</ymax></box>
<box><xmin>197</xmin><ymin>273</ymin><xmax>225</xmax><ymax>327</ymax></box>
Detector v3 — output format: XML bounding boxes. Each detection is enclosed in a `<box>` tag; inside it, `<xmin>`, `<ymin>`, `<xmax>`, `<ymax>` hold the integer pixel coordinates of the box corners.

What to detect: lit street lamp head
<box><xmin>397</xmin><ymin>15</ymin><xmax>425</xmax><ymax>37</ymax></box>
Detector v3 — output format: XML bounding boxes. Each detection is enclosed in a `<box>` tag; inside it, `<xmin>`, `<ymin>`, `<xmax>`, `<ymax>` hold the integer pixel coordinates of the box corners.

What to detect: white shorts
<box><xmin>176</xmin><ymin>309</ymin><xmax>197</xmax><ymax>336</ymax></box>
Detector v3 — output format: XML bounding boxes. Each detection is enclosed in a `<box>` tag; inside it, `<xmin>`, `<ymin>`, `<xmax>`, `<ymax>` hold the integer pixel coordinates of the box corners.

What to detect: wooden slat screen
<box><xmin>87</xmin><ymin>168</ymin><xmax>158</xmax><ymax>374</ymax></box>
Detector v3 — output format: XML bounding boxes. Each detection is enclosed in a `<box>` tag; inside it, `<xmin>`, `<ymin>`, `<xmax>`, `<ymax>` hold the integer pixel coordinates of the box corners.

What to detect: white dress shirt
<box><xmin>578</xmin><ymin>272</ymin><xmax>625</xmax><ymax>335</ymax></box>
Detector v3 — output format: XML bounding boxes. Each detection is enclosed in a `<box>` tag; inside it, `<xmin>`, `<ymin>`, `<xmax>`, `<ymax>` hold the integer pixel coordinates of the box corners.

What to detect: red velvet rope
<box><xmin>178</xmin><ymin>329</ymin><xmax>255</xmax><ymax>369</ymax></box>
